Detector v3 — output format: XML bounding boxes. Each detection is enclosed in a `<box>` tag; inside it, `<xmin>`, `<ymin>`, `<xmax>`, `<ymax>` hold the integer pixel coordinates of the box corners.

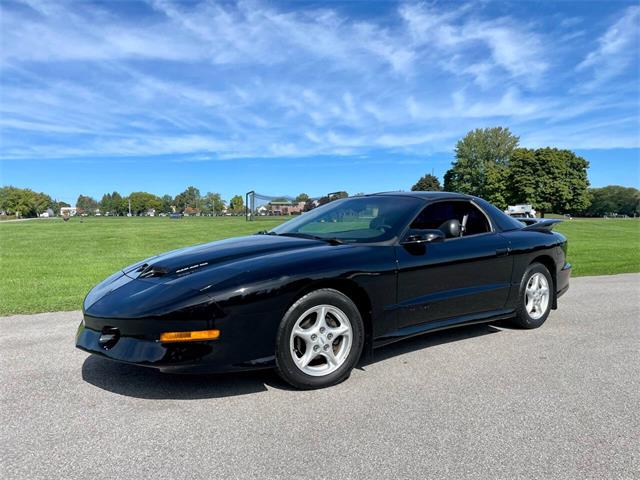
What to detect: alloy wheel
<box><xmin>525</xmin><ymin>272</ymin><xmax>550</xmax><ymax>320</ymax></box>
<box><xmin>289</xmin><ymin>304</ymin><xmax>353</xmax><ymax>376</ymax></box>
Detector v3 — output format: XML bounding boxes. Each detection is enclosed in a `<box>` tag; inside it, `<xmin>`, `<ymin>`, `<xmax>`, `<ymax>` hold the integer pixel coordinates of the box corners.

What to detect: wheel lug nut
<box><xmin>320</xmin><ymin>327</ymin><xmax>325</xmax><ymax>333</ymax></box>
<box><xmin>311</xmin><ymin>334</ymin><xmax>317</xmax><ymax>340</ymax></box>
<box><xmin>313</xmin><ymin>345</ymin><xmax>320</xmax><ymax>351</ymax></box>
<box><xmin>323</xmin><ymin>344</ymin><xmax>329</xmax><ymax>350</ymax></box>
<box><xmin>327</xmin><ymin>333</ymin><xmax>333</xmax><ymax>340</ymax></box>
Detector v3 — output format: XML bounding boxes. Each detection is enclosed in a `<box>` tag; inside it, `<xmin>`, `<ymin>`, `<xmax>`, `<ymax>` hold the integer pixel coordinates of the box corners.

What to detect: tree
<box><xmin>444</xmin><ymin>127</ymin><xmax>519</xmax><ymax>208</ymax></box>
<box><xmin>174</xmin><ymin>186</ymin><xmax>201</xmax><ymax>213</ymax></box>
<box><xmin>32</xmin><ymin>192</ymin><xmax>52</xmax><ymax>215</ymax></box>
<box><xmin>508</xmin><ymin>148</ymin><xmax>590</xmax><ymax>217</ymax></box>
<box><xmin>562</xmin><ymin>149</ymin><xmax>591</xmax><ymax>215</ymax></box>
<box><xmin>100</xmin><ymin>193</ymin><xmax>113</xmax><ymax>215</ymax></box>
<box><xmin>99</xmin><ymin>192</ymin><xmax>124</xmax><ymax>215</ymax></box>
<box><xmin>120</xmin><ymin>196</ymin><xmax>131</xmax><ymax>216</ymax></box>
<box><xmin>160</xmin><ymin>194</ymin><xmax>174</xmax><ymax>214</ymax></box>
<box><xmin>76</xmin><ymin>195</ymin><xmax>99</xmax><ymax>215</ymax></box>
<box><xmin>295</xmin><ymin>193</ymin><xmax>310</xmax><ymax>203</ymax></box>
<box><xmin>304</xmin><ymin>198</ymin><xmax>316</xmax><ymax>211</ymax></box>
<box><xmin>229</xmin><ymin>195</ymin><xmax>244</xmax><ymax>214</ymax></box>
<box><xmin>110</xmin><ymin>192</ymin><xmax>124</xmax><ymax>215</ymax></box>
<box><xmin>201</xmin><ymin>192</ymin><xmax>225</xmax><ymax>216</ymax></box>
<box><xmin>411</xmin><ymin>174</ymin><xmax>442</xmax><ymax>191</ymax></box>
<box><xmin>128</xmin><ymin>192</ymin><xmax>162</xmax><ymax>215</ymax></box>
<box><xmin>583</xmin><ymin>186</ymin><xmax>639</xmax><ymax>217</ymax></box>
<box><xmin>0</xmin><ymin>186</ymin><xmax>53</xmax><ymax>217</ymax></box>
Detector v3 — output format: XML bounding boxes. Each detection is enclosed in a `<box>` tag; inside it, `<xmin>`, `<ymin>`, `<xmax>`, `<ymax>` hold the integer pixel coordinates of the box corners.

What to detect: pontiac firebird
<box><xmin>76</xmin><ymin>192</ymin><xmax>571</xmax><ymax>389</ymax></box>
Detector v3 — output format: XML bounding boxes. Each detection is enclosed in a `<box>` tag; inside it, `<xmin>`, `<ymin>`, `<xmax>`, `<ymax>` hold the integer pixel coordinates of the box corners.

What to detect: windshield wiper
<box><xmin>276</xmin><ymin>232</ymin><xmax>344</xmax><ymax>245</ymax></box>
<box><xmin>255</xmin><ymin>230</ymin><xmax>278</xmax><ymax>235</ymax></box>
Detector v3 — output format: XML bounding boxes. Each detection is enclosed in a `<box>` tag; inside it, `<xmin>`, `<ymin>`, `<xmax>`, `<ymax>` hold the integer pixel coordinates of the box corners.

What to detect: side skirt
<box><xmin>372</xmin><ymin>308</ymin><xmax>515</xmax><ymax>349</ymax></box>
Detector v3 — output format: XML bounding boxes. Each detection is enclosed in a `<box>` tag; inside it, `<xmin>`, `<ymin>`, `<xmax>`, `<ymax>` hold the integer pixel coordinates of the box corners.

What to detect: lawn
<box><xmin>554</xmin><ymin>218</ymin><xmax>640</xmax><ymax>277</ymax></box>
<box><xmin>0</xmin><ymin>216</ymin><xmax>638</xmax><ymax>316</ymax></box>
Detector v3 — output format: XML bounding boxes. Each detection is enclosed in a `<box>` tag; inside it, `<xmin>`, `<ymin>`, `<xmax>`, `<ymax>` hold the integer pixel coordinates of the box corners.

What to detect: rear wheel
<box><xmin>511</xmin><ymin>263</ymin><xmax>553</xmax><ymax>329</ymax></box>
<box><xmin>275</xmin><ymin>289</ymin><xmax>364</xmax><ymax>389</ymax></box>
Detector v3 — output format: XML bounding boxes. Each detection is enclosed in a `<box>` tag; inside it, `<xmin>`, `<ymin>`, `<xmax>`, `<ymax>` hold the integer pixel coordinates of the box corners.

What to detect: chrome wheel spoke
<box><xmin>293</xmin><ymin>325</ymin><xmax>314</xmax><ymax>341</ymax></box>
<box><xmin>316</xmin><ymin>306</ymin><xmax>328</xmax><ymax>330</ymax></box>
<box><xmin>295</xmin><ymin>347</ymin><xmax>316</xmax><ymax>369</ymax></box>
<box><xmin>526</xmin><ymin>296</ymin><xmax>534</xmax><ymax>313</ymax></box>
<box><xmin>328</xmin><ymin>324</ymin><xmax>349</xmax><ymax>338</ymax></box>
<box><xmin>322</xmin><ymin>348</ymin><xmax>339</xmax><ymax>368</ymax></box>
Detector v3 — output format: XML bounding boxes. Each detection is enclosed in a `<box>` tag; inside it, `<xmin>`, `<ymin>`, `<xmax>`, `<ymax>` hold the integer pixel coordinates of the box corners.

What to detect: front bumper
<box><xmin>75</xmin><ymin>322</ymin><xmax>275</xmax><ymax>374</ymax></box>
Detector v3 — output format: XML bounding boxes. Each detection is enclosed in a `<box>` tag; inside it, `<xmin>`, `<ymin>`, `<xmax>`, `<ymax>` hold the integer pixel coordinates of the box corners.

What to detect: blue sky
<box><xmin>0</xmin><ymin>0</ymin><xmax>639</xmax><ymax>204</ymax></box>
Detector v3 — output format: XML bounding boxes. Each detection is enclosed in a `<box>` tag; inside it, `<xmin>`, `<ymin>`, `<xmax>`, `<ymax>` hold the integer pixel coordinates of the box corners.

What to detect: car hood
<box><xmin>84</xmin><ymin>234</ymin><xmax>333</xmax><ymax>316</ymax></box>
<box><xmin>122</xmin><ymin>234</ymin><xmax>327</xmax><ymax>280</ymax></box>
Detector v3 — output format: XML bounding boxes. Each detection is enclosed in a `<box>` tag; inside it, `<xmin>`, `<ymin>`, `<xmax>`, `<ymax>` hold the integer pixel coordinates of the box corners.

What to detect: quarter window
<box><xmin>410</xmin><ymin>201</ymin><xmax>491</xmax><ymax>237</ymax></box>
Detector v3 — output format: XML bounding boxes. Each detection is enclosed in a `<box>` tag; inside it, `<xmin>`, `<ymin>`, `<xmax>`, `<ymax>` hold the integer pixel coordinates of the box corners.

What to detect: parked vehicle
<box><xmin>505</xmin><ymin>204</ymin><xmax>537</xmax><ymax>218</ymax></box>
<box><xmin>76</xmin><ymin>192</ymin><xmax>571</xmax><ymax>389</ymax></box>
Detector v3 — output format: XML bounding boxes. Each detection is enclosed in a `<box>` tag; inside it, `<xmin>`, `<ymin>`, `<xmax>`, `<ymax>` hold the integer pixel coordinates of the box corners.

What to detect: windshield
<box><xmin>270</xmin><ymin>196</ymin><xmax>424</xmax><ymax>243</ymax></box>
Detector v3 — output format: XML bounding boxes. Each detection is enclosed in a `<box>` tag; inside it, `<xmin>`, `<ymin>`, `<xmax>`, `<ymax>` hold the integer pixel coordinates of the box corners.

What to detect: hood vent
<box><xmin>137</xmin><ymin>263</ymin><xmax>169</xmax><ymax>278</ymax></box>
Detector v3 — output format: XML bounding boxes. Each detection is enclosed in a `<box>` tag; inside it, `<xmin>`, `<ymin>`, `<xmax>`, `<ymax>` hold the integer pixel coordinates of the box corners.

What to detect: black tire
<box><xmin>275</xmin><ymin>289</ymin><xmax>364</xmax><ymax>390</ymax></box>
<box><xmin>511</xmin><ymin>262</ymin><xmax>553</xmax><ymax>329</ymax></box>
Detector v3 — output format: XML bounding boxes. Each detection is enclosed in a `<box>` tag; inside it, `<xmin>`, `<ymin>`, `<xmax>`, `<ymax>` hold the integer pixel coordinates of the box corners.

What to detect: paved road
<box><xmin>1</xmin><ymin>274</ymin><xmax>639</xmax><ymax>479</ymax></box>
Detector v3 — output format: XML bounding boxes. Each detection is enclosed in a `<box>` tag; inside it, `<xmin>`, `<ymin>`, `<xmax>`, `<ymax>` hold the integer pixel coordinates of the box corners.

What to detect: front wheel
<box><xmin>511</xmin><ymin>263</ymin><xmax>553</xmax><ymax>329</ymax></box>
<box><xmin>275</xmin><ymin>289</ymin><xmax>364</xmax><ymax>389</ymax></box>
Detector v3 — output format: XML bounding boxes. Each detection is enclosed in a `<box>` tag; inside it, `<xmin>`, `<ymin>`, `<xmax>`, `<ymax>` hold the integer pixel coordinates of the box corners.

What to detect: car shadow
<box><xmin>81</xmin><ymin>356</ymin><xmax>290</xmax><ymax>400</ymax></box>
<box><xmin>81</xmin><ymin>322</ymin><xmax>506</xmax><ymax>400</ymax></box>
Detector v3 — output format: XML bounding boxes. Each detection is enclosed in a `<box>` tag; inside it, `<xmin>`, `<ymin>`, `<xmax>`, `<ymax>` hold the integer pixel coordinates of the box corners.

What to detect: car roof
<box><xmin>365</xmin><ymin>191</ymin><xmax>471</xmax><ymax>201</ymax></box>
<box><xmin>356</xmin><ymin>191</ymin><xmax>525</xmax><ymax>233</ymax></box>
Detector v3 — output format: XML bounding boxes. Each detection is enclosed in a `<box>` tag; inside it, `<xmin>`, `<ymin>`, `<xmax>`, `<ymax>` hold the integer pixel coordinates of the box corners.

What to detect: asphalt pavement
<box><xmin>1</xmin><ymin>274</ymin><xmax>639</xmax><ymax>479</ymax></box>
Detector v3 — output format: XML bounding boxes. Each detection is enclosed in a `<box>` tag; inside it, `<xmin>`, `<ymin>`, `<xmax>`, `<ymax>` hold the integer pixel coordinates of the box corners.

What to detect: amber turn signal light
<box><xmin>159</xmin><ymin>329</ymin><xmax>220</xmax><ymax>343</ymax></box>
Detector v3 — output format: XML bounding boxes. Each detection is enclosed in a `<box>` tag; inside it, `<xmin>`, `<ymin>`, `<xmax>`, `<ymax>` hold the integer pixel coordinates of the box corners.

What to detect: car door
<box><xmin>395</xmin><ymin>200</ymin><xmax>513</xmax><ymax>329</ymax></box>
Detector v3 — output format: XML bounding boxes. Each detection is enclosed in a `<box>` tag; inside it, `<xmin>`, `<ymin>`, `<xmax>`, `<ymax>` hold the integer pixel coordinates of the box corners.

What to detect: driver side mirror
<box><xmin>402</xmin><ymin>229</ymin><xmax>445</xmax><ymax>245</ymax></box>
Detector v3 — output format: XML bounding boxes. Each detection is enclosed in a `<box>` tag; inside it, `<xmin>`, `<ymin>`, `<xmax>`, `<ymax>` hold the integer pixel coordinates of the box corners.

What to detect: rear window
<box><xmin>473</xmin><ymin>198</ymin><xmax>525</xmax><ymax>231</ymax></box>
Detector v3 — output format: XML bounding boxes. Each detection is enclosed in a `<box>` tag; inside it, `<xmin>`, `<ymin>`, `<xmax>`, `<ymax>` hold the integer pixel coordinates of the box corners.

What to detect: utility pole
<box><xmin>128</xmin><ymin>199</ymin><xmax>132</xmax><ymax>217</ymax></box>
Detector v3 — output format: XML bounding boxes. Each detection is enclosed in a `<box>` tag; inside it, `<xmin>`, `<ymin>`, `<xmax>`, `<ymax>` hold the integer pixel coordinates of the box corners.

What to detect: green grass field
<box><xmin>0</xmin><ymin>216</ymin><xmax>638</xmax><ymax>316</ymax></box>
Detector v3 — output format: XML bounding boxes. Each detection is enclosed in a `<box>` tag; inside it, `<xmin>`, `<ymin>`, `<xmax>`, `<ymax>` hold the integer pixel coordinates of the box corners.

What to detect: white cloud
<box><xmin>0</xmin><ymin>0</ymin><xmax>638</xmax><ymax>161</ymax></box>
<box><xmin>577</xmin><ymin>5</ymin><xmax>640</xmax><ymax>90</ymax></box>
<box><xmin>399</xmin><ymin>3</ymin><xmax>548</xmax><ymax>85</ymax></box>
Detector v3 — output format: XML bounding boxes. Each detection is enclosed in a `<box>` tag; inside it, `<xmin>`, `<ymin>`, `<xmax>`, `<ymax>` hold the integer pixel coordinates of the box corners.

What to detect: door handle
<box><xmin>495</xmin><ymin>248</ymin><xmax>509</xmax><ymax>257</ymax></box>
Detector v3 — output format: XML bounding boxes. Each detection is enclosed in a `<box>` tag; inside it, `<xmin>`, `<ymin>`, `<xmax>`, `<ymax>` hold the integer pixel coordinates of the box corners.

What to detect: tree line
<box><xmin>82</xmin><ymin>187</ymin><xmax>246</xmax><ymax>216</ymax></box>
<box><xmin>0</xmin><ymin>186</ymin><xmax>69</xmax><ymax>218</ymax></box>
<box><xmin>2</xmin><ymin>126</ymin><xmax>638</xmax><ymax>218</ymax></box>
<box><xmin>410</xmin><ymin>127</ymin><xmax>639</xmax><ymax>217</ymax></box>
<box><xmin>0</xmin><ymin>185</ymin><xmax>325</xmax><ymax>218</ymax></box>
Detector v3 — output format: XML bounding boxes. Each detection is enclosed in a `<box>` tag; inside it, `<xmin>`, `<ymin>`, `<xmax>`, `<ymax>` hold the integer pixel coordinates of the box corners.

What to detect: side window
<box><xmin>410</xmin><ymin>202</ymin><xmax>456</xmax><ymax>230</ymax></box>
<box><xmin>410</xmin><ymin>201</ymin><xmax>491</xmax><ymax>237</ymax></box>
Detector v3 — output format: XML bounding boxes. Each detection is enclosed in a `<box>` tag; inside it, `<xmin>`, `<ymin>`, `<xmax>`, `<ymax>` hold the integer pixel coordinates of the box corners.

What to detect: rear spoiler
<box><xmin>519</xmin><ymin>218</ymin><xmax>563</xmax><ymax>232</ymax></box>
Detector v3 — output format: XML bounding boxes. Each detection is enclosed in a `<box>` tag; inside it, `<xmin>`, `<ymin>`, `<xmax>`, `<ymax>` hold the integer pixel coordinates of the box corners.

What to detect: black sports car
<box><xmin>76</xmin><ymin>192</ymin><xmax>571</xmax><ymax>389</ymax></box>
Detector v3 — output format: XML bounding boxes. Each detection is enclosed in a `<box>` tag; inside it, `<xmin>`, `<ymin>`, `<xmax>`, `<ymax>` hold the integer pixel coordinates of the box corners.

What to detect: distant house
<box><xmin>60</xmin><ymin>206</ymin><xmax>77</xmax><ymax>217</ymax></box>
<box><xmin>269</xmin><ymin>201</ymin><xmax>305</xmax><ymax>215</ymax></box>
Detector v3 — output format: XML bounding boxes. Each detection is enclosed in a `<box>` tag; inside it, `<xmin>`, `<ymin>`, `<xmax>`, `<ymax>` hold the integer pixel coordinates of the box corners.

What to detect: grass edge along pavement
<box><xmin>0</xmin><ymin>216</ymin><xmax>638</xmax><ymax>316</ymax></box>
